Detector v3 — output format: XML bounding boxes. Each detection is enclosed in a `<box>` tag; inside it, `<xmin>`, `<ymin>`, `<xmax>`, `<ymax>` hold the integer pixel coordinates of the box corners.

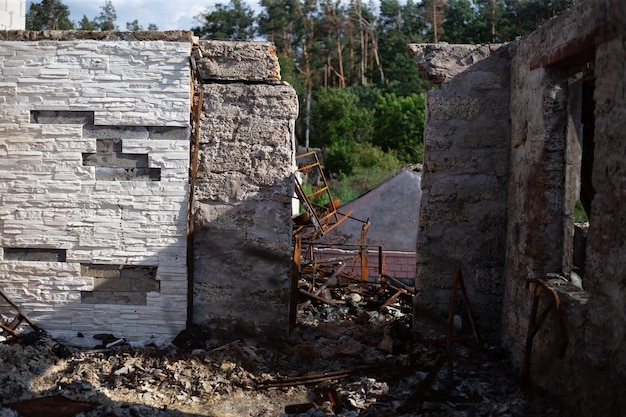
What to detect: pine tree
<box><xmin>96</xmin><ymin>1</ymin><xmax>118</xmax><ymax>31</ymax></box>
<box><xmin>25</xmin><ymin>0</ymin><xmax>74</xmax><ymax>30</ymax></box>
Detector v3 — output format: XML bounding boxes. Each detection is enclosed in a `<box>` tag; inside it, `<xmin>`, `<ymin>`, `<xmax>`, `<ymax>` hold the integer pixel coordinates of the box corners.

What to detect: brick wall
<box><xmin>384</xmin><ymin>252</ymin><xmax>416</xmax><ymax>280</ymax></box>
<box><xmin>306</xmin><ymin>247</ymin><xmax>415</xmax><ymax>282</ymax></box>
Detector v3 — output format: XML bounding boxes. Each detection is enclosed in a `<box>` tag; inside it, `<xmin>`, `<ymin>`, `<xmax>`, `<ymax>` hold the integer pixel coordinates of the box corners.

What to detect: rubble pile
<box><xmin>0</xmin><ymin>282</ymin><xmax>565</xmax><ymax>417</ymax></box>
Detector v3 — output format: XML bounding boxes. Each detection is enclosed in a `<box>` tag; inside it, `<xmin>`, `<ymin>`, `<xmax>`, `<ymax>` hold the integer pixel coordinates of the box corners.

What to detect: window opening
<box><xmin>566</xmin><ymin>64</ymin><xmax>594</xmax><ymax>285</ymax></box>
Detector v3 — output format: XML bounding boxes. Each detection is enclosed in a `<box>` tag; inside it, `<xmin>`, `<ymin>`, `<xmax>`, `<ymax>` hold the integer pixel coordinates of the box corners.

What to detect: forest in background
<box><xmin>26</xmin><ymin>0</ymin><xmax>580</xmax><ymax>203</ymax></box>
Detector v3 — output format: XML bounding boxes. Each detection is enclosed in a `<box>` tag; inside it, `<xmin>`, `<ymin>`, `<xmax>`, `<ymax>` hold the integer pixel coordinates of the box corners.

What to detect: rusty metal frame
<box><xmin>291</xmin><ymin>150</ymin><xmax>415</xmax><ymax>327</ymax></box>
<box><xmin>445</xmin><ymin>267</ymin><xmax>482</xmax><ymax>388</ymax></box>
<box><xmin>186</xmin><ymin>57</ymin><xmax>204</xmax><ymax>327</ymax></box>
<box><xmin>293</xmin><ymin>151</ymin><xmax>352</xmax><ymax>238</ymax></box>
<box><xmin>522</xmin><ymin>277</ymin><xmax>569</xmax><ymax>389</ymax></box>
<box><xmin>302</xmin><ymin>242</ymin><xmax>384</xmax><ymax>282</ymax></box>
<box><xmin>0</xmin><ymin>290</ymin><xmax>38</xmax><ymax>340</ymax></box>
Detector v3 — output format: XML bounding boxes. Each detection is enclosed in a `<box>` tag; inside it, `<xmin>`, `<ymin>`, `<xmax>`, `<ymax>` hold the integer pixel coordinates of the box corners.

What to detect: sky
<box><xmin>25</xmin><ymin>0</ymin><xmax>225</xmax><ymax>31</ymax></box>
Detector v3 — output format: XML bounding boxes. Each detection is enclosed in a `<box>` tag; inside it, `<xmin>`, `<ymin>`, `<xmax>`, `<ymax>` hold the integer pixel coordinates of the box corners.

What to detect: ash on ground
<box><xmin>0</xmin><ymin>282</ymin><xmax>565</xmax><ymax>417</ymax></box>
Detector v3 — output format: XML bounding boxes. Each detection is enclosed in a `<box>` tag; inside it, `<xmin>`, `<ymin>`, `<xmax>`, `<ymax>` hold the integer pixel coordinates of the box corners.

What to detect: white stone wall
<box><xmin>0</xmin><ymin>39</ymin><xmax>190</xmax><ymax>343</ymax></box>
<box><xmin>0</xmin><ymin>0</ymin><xmax>25</xmax><ymax>30</ymax></box>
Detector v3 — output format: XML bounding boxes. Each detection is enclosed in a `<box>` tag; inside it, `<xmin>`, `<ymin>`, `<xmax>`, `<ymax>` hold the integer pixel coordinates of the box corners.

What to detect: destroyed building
<box><xmin>0</xmin><ymin>31</ymin><xmax>297</xmax><ymax>343</ymax></box>
<box><xmin>411</xmin><ymin>0</ymin><xmax>625</xmax><ymax>415</ymax></box>
<box><xmin>0</xmin><ymin>0</ymin><xmax>625</xmax><ymax>416</ymax></box>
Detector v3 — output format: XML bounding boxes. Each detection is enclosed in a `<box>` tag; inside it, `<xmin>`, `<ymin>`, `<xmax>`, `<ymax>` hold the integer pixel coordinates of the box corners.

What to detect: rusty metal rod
<box><xmin>314</xmin><ymin>264</ymin><xmax>347</xmax><ymax>297</ymax></box>
<box><xmin>522</xmin><ymin>277</ymin><xmax>568</xmax><ymax>389</ymax></box>
<box><xmin>456</xmin><ymin>267</ymin><xmax>482</xmax><ymax>345</ymax></box>
<box><xmin>381</xmin><ymin>288</ymin><xmax>407</xmax><ymax>308</ymax></box>
<box><xmin>446</xmin><ymin>267</ymin><xmax>461</xmax><ymax>390</ymax></box>
<box><xmin>382</xmin><ymin>275</ymin><xmax>416</xmax><ymax>295</ymax></box>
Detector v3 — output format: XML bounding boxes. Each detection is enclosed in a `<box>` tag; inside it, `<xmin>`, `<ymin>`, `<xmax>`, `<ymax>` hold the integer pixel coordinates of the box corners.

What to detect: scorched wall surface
<box><xmin>191</xmin><ymin>41</ymin><xmax>298</xmax><ymax>339</ymax></box>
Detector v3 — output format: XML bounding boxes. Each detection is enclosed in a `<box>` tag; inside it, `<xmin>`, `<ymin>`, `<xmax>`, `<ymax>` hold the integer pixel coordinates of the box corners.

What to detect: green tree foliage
<box><xmin>26</xmin><ymin>0</ymin><xmax>74</xmax><ymax>30</ymax></box>
<box><xmin>328</xmin><ymin>142</ymin><xmax>404</xmax><ymax>199</ymax></box>
<box><xmin>373</xmin><ymin>93</ymin><xmax>425</xmax><ymax>163</ymax></box>
<box><xmin>77</xmin><ymin>15</ymin><xmax>98</xmax><ymax>30</ymax></box>
<box><xmin>501</xmin><ymin>0</ymin><xmax>579</xmax><ymax>40</ymax></box>
<box><xmin>194</xmin><ymin>0</ymin><xmax>582</xmax><ymax>202</ymax></box>
<box><xmin>96</xmin><ymin>0</ymin><xmax>118</xmax><ymax>31</ymax></box>
<box><xmin>192</xmin><ymin>0</ymin><xmax>255</xmax><ymax>40</ymax></box>
<box><xmin>376</xmin><ymin>0</ymin><xmax>431</xmax><ymax>95</ymax></box>
<box><xmin>126</xmin><ymin>20</ymin><xmax>159</xmax><ymax>31</ymax></box>
<box><xmin>422</xmin><ymin>0</ymin><xmax>446</xmax><ymax>42</ymax></box>
<box><xmin>258</xmin><ymin>0</ymin><xmax>310</xmax><ymax>57</ymax></box>
<box><xmin>310</xmin><ymin>88</ymin><xmax>374</xmax><ymax>150</ymax></box>
<box><xmin>312</xmin><ymin>87</ymin><xmax>412</xmax><ymax>189</ymax></box>
<box><xmin>460</xmin><ymin>0</ymin><xmax>581</xmax><ymax>43</ymax></box>
<box><xmin>126</xmin><ymin>19</ymin><xmax>142</xmax><ymax>31</ymax></box>
<box><xmin>442</xmin><ymin>0</ymin><xmax>484</xmax><ymax>43</ymax></box>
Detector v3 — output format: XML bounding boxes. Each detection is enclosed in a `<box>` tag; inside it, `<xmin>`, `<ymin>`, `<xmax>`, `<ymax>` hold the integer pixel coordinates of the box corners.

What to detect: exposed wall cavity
<box><xmin>3</xmin><ymin>248</ymin><xmax>67</xmax><ymax>262</ymax></box>
<box><xmin>80</xmin><ymin>264</ymin><xmax>159</xmax><ymax>306</ymax></box>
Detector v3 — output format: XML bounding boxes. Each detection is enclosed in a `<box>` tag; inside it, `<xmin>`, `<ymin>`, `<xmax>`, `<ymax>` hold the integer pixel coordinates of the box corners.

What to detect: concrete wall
<box><xmin>502</xmin><ymin>1</ymin><xmax>626</xmax><ymax>415</ymax></box>
<box><xmin>191</xmin><ymin>41</ymin><xmax>297</xmax><ymax>339</ymax></box>
<box><xmin>409</xmin><ymin>43</ymin><xmax>510</xmax><ymax>339</ymax></box>
<box><xmin>412</xmin><ymin>1</ymin><xmax>626</xmax><ymax>415</ymax></box>
<box><xmin>0</xmin><ymin>32</ymin><xmax>192</xmax><ymax>342</ymax></box>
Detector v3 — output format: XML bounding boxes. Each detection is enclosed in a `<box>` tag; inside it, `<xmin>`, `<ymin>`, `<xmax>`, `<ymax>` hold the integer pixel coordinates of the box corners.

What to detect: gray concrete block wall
<box><xmin>411</xmin><ymin>5</ymin><xmax>626</xmax><ymax>412</ymax></box>
<box><xmin>191</xmin><ymin>43</ymin><xmax>298</xmax><ymax>337</ymax></box>
<box><xmin>193</xmin><ymin>40</ymin><xmax>281</xmax><ymax>82</ymax></box>
<box><xmin>409</xmin><ymin>43</ymin><xmax>510</xmax><ymax>339</ymax></box>
<box><xmin>500</xmin><ymin>1</ymin><xmax>626</xmax><ymax>415</ymax></box>
<box><xmin>0</xmin><ymin>34</ymin><xmax>191</xmax><ymax>343</ymax></box>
